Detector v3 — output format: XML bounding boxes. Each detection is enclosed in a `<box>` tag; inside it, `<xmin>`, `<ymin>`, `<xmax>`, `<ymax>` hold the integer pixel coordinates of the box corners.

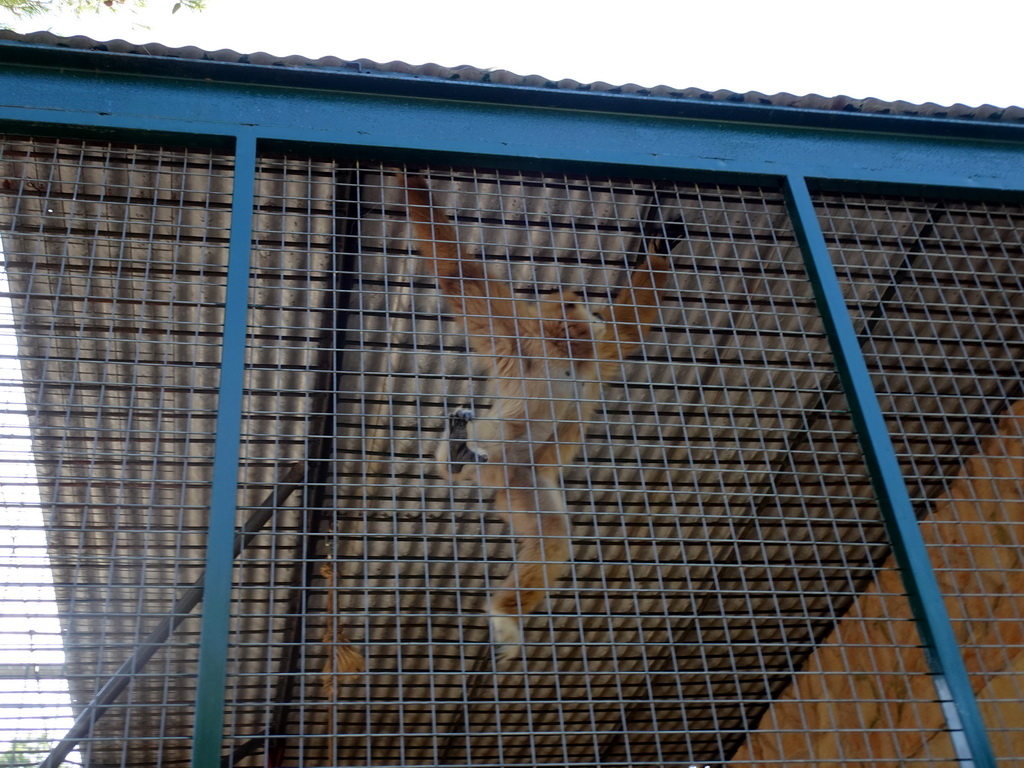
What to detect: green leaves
<box><xmin>2</xmin><ymin>0</ymin><xmax>205</xmax><ymax>16</ymax></box>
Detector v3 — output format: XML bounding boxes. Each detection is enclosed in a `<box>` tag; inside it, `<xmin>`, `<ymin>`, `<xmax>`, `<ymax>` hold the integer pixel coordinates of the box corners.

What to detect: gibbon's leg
<box><xmin>488</xmin><ymin>467</ymin><xmax>572</xmax><ymax>660</ymax></box>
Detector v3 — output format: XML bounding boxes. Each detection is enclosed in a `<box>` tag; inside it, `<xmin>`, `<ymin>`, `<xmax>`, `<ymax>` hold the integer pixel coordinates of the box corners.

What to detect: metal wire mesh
<box><xmin>819</xmin><ymin>193</ymin><xmax>1024</xmax><ymax>763</ymax></box>
<box><xmin>0</xmin><ymin>136</ymin><xmax>234</xmax><ymax>766</ymax></box>
<box><xmin>226</xmin><ymin>162</ymin><xmax>954</xmax><ymax>766</ymax></box>
<box><xmin>0</xmin><ymin>140</ymin><xmax>991</xmax><ymax>766</ymax></box>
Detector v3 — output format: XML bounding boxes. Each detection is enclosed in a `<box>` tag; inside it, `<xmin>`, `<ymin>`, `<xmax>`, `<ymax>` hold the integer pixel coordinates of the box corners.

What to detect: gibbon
<box><xmin>405</xmin><ymin>173</ymin><xmax>671</xmax><ymax>658</ymax></box>
<box><xmin>321</xmin><ymin>173</ymin><xmax>671</xmax><ymax>689</ymax></box>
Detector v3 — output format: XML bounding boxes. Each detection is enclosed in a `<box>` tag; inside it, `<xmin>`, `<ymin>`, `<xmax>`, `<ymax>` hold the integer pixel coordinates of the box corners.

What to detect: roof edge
<box><xmin>2</xmin><ymin>31</ymin><xmax>1024</xmax><ymax>144</ymax></box>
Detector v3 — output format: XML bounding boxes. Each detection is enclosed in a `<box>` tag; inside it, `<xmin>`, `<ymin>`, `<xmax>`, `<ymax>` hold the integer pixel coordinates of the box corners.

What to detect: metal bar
<box><xmin>190</xmin><ymin>132</ymin><xmax>258</xmax><ymax>768</ymax></box>
<box><xmin>4</xmin><ymin>65</ymin><xmax>1024</xmax><ymax>195</ymax></box>
<box><xmin>783</xmin><ymin>174</ymin><xmax>996</xmax><ymax>768</ymax></box>
<box><xmin>1</xmin><ymin>38</ymin><xmax>1023</xmax><ymax>145</ymax></box>
<box><xmin>222</xmin><ymin>736</ymin><xmax>268</xmax><ymax>767</ymax></box>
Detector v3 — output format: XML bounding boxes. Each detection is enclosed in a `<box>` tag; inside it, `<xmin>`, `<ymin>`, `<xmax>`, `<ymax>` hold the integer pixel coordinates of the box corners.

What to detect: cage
<box><xmin>0</xmin><ymin>32</ymin><xmax>1021</xmax><ymax>768</ymax></box>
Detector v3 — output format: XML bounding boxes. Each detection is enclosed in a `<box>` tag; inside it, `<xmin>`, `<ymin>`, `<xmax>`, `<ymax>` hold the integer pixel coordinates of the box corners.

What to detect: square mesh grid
<box><xmin>0</xmin><ymin>141</ymin><xmax>985</xmax><ymax>766</ymax></box>
<box><xmin>819</xmin><ymin>193</ymin><xmax>1024</xmax><ymax>763</ymax></box>
<box><xmin>0</xmin><ymin>136</ymin><xmax>234</xmax><ymax>766</ymax></box>
<box><xmin>222</xmin><ymin>162</ymin><xmax>953</xmax><ymax>766</ymax></box>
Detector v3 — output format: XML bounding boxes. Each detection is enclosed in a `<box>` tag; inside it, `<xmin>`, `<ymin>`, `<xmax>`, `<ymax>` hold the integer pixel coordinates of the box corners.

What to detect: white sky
<box><xmin>2</xmin><ymin>0</ymin><xmax>1022</xmax><ymax>108</ymax></box>
<box><xmin>0</xmin><ymin>264</ymin><xmax>77</xmax><ymax>755</ymax></box>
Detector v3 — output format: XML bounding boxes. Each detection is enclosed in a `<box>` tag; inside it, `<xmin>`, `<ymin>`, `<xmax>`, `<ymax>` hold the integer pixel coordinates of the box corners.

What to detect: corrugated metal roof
<box><xmin>1</xmin><ymin>29</ymin><xmax>1023</xmax><ymax>123</ymax></box>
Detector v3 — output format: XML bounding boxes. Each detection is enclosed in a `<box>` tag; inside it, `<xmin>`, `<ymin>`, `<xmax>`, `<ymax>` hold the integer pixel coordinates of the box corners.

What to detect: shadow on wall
<box><xmin>733</xmin><ymin>398</ymin><xmax>1024</xmax><ymax>766</ymax></box>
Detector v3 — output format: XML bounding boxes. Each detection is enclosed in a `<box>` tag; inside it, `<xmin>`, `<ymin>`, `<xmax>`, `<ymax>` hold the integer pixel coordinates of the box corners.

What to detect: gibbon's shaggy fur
<box><xmin>322</xmin><ymin>173</ymin><xmax>670</xmax><ymax>689</ymax></box>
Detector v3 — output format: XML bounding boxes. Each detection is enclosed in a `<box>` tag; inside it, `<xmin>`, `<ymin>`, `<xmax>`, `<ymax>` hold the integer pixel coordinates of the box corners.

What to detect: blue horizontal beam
<box><xmin>2</xmin><ymin>64</ymin><xmax>1024</xmax><ymax>194</ymax></box>
<box><xmin>2</xmin><ymin>37</ymin><xmax>1022</xmax><ymax>145</ymax></box>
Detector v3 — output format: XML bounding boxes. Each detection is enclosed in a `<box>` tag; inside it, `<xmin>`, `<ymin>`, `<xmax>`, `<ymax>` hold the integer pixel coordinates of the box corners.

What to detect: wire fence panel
<box><xmin>819</xmin><ymin>193</ymin><xmax>1024</xmax><ymax>764</ymax></box>
<box><xmin>0</xmin><ymin>143</ymin><xmax>984</xmax><ymax>766</ymax></box>
<box><xmin>0</xmin><ymin>136</ymin><xmax>234</xmax><ymax>766</ymax></box>
<box><xmin>220</xmin><ymin>153</ymin><xmax>345</xmax><ymax>765</ymax></box>
<box><xmin>231</xmin><ymin>161</ymin><xmax>957</xmax><ymax>767</ymax></box>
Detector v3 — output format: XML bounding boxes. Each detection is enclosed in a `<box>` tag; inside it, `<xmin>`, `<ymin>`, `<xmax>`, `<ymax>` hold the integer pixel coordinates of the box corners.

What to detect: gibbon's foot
<box><xmin>448</xmin><ymin>407</ymin><xmax>488</xmax><ymax>474</ymax></box>
<box><xmin>331</xmin><ymin>643</ymin><xmax>367</xmax><ymax>675</ymax></box>
<box><xmin>319</xmin><ymin>563</ymin><xmax>366</xmax><ymax>697</ymax></box>
<box><xmin>490</xmin><ymin>612</ymin><xmax>523</xmax><ymax>662</ymax></box>
<box><xmin>320</xmin><ymin>644</ymin><xmax>367</xmax><ymax>698</ymax></box>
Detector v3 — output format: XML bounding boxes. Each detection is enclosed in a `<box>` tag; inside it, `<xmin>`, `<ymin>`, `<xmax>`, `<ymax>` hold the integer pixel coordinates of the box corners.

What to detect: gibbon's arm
<box><xmin>595</xmin><ymin>250</ymin><xmax>671</xmax><ymax>370</ymax></box>
<box><xmin>403</xmin><ymin>175</ymin><xmax>520</xmax><ymax>354</ymax></box>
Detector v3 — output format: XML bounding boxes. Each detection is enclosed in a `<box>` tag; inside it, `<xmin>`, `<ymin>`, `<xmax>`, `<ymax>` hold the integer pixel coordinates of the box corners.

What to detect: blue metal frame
<box><xmin>2</xmin><ymin>57</ymin><xmax>1024</xmax><ymax>195</ymax></box>
<box><xmin>1</xmin><ymin>37</ymin><xmax>1014</xmax><ymax>767</ymax></box>
<box><xmin>191</xmin><ymin>133</ymin><xmax>258</xmax><ymax>768</ymax></box>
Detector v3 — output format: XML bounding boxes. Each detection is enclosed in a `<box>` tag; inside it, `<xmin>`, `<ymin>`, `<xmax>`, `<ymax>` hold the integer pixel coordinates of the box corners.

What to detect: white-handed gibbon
<box><xmin>322</xmin><ymin>173</ymin><xmax>671</xmax><ymax>689</ymax></box>
<box><xmin>406</xmin><ymin>173</ymin><xmax>671</xmax><ymax>658</ymax></box>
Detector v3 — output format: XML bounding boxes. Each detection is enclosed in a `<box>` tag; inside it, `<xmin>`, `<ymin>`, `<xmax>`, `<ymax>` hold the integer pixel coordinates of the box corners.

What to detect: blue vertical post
<box><xmin>191</xmin><ymin>132</ymin><xmax>258</xmax><ymax>768</ymax></box>
<box><xmin>783</xmin><ymin>175</ymin><xmax>995</xmax><ymax>767</ymax></box>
